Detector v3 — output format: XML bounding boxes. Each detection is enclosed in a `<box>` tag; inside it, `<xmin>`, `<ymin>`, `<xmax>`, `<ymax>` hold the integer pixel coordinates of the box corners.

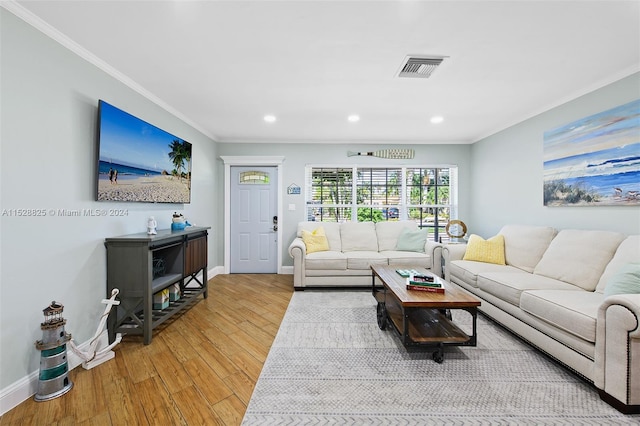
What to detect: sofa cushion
<box><xmin>376</xmin><ymin>221</ymin><xmax>417</xmax><ymax>251</ymax></box>
<box><xmin>520</xmin><ymin>290</ymin><xmax>603</xmax><ymax>343</ymax></box>
<box><xmin>298</xmin><ymin>222</ymin><xmax>342</xmax><ymax>252</ymax></box>
<box><xmin>477</xmin><ymin>272</ymin><xmax>579</xmax><ymax>307</ymax></box>
<box><xmin>463</xmin><ymin>234</ymin><xmax>506</xmax><ymax>265</ymax></box>
<box><xmin>305</xmin><ymin>251</ymin><xmax>347</xmax><ymax>270</ymax></box>
<box><xmin>344</xmin><ymin>251</ymin><xmax>387</xmax><ymax>269</ymax></box>
<box><xmin>301</xmin><ymin>227</ymin><xmax>329</xmax><ymax>254</ymax></box>
<box><xmin>499</xmin><ymin>225</ymin><xmax>557</xmax><ymax>273</ymax></box>
<box><xmin>381</xmin><ymin>250</ymin><xmax>431</xmax><ymax>267</ymax></box>
<box><xmin>449</xmin><ymin>260</ymin><xmax>522</xmax><ymax>288</ymax></box>
<box><xmin>596</xmin><ymin>235</ymin><xmax>640</xmax><ymax>293</ymax></box>
<box><xmin>533</xmin><ymin>229</ymin><xmax>626</xmax><ymax>291</ymax></box>
<box><xmin>340</xmin><ymin>222</ymin><xmax>378</xmax><ymax>252</ymax></box>
<box><xmin>604</xmin><ymin>263</ymin><xmax>640</xmax><ymax>297</ymax></box>
<box><xmin>395</xmin><ymin>227</ymin><xmax>429</xmax><ymax>253</ymax></box>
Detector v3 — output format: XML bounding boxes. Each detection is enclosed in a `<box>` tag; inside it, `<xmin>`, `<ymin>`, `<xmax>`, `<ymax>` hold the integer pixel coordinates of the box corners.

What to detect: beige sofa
<box><xmin>289</xmin><ymin>221</ymin><xmax>442</xmax><ymax>289</ymax></box>
<box><xmin>443</xmin><ymin>225</ymin><xmax>640</xmax><ymax>413</ymax></box>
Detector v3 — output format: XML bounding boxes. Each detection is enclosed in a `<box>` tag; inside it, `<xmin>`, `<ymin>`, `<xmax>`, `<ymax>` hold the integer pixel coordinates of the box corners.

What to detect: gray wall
<box><xmin>469</xmin><ymin>73</ymin><xmax>640</xmax><ymax>237</ymax></box>
<box><xmin>0</xmin><ymin>9</ymin><xmax>220</xmax><ymax>391</ymax></box>
<box><xmin>217</xmin><ymin>143</ymin><xmax>472</xmax><ymax>266</ymax></box>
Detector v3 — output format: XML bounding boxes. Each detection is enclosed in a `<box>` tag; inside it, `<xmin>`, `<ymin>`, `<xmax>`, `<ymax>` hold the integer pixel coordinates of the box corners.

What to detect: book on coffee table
<box><xmin>409</xmin><ymin>275</ymin><xmax>436</xmax><ymax>284</ymax></box>
<box><xmin>406</xmin><ymin>284</ymin><xmax>445</xmax><ymax>294</ymax></box>
<box><xmin>405</xmin><ymin>273</ymin><xmax>444</xmax><ymax>293</ymax></box>
<box><xmin>408</xmin><ymin>280</ymin><xmax>441</xmax><ymax>287</ymax></box>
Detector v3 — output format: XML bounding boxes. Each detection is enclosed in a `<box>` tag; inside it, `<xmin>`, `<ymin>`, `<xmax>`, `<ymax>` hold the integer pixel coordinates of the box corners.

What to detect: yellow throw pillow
<box><xmin>301</xmin><ymin>227</ymin><xmax>330</xmax><ymax>254</ymax></box>
<box><xmin>463</xmin><ymin>234</ymin><xmax>506</xmax><ymax>265</ymax></box>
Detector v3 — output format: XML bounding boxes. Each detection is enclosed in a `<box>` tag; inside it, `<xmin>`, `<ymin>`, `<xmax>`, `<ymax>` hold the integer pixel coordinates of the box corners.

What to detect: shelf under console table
<box><xmin>105</xmin><ymin>226</ymin><xmax>210</xmax><ymax>345</ymax></box>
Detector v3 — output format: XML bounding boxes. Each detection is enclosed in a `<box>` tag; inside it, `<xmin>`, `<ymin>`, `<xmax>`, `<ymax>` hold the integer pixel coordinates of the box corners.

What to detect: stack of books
<box><xmin>406</xmin><ymin>273</ymin><xmax>445</xmax><ymax>294</ymax></box>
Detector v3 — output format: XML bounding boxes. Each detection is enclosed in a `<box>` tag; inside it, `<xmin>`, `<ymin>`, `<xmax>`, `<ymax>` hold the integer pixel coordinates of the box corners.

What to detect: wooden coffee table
<box><xmin>371</xmin><ymin>264</ymin><xmax>481</xmax><ymax>363</ymax></box>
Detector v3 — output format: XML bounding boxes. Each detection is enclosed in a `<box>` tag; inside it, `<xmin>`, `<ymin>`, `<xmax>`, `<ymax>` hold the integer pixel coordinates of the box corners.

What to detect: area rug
<box><xmin>242</xmin><ymin>291</ymin><xmax>639</xmax><ymax>425</ymax></box>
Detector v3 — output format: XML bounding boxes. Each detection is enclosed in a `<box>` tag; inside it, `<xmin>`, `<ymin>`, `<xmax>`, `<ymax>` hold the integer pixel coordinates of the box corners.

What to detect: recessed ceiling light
<box><xmin>430</xmin><ymin>115</ymin><xmax>444</xmax><ymax>124</ymax></box>
<box><xmin>264</xmin><ymin>115</ymin><xmax>277</xmax><ymax>123</ymax></box>
<box><xmin>348</xmin><ymin>115</ymin><xmax>360</xmax><ymax>122</ymax></box>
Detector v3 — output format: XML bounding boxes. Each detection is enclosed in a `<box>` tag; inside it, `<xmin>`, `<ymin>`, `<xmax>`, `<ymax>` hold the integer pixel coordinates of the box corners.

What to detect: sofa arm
<box><xmin>594</xmin><ymin>294</ymin><xmax>640</xmax><ymax>410</ymax></box>
<box><xmin>442</xmin><ymin>243</ymin><xmax>467</xmax><ymax>281</ymax></box>
<box><xmin>425</xmin><ymin>241</ymin><xmax>443</xmax><ymax>277</ymax></box>
<box><xmin>288</xmin><ymin>237</ymin><xmax>307</xmax><ymax>288</ymax></box>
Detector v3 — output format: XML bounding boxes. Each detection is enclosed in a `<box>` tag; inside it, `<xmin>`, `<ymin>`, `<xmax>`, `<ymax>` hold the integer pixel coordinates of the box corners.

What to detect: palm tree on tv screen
<box><xmin>168</xmin><ymin>139</ymin><xmax>191</xmax><ymax>185</ymax></box>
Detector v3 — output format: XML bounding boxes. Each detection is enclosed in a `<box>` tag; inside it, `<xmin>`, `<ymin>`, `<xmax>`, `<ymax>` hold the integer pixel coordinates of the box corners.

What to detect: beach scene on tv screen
<box><xmin>97</xmin><ymin>101</ymin><xmax>192</xmax><ymax>203</ymax></box>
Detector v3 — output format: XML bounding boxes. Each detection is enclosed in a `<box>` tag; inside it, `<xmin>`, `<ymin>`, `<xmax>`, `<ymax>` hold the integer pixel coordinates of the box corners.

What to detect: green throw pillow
<box><xmin>604</xmin><ymin>263</ymin><xmax>640</xmax><ymax>297</ymax></box>
<box><xmin>395</xmin><ymin>228</ymin><xmax>428</xmax><ymax>253</ymax></box>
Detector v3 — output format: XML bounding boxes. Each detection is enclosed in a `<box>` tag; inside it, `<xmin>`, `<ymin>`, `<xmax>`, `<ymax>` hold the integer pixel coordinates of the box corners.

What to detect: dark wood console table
<box><xmin>105</xmin><ymin>226</ymin><xmax>209</xmax><ymax>344</ymax></box>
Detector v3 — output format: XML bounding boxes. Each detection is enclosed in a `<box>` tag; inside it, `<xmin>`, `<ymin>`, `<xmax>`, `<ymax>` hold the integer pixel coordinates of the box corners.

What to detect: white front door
<box><xmin>230</xmin><ymin>166</ymin><xmax>278</xmax><ymax>273</ymax></box>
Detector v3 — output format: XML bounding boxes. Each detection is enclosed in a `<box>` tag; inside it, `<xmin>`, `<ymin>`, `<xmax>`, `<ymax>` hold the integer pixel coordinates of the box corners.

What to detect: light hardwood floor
<box><xmin>0</xmin><ymin>274</ymin><xmax>294</xmax><ymax>426</ymax></box>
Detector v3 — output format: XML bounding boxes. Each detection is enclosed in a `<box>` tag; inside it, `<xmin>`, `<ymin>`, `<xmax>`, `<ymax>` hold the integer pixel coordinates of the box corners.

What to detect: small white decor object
<box><xmin>147</xmin><ymin>216</ymin><xmax>157</xmax><ymax>235</ymax></box>
<box><xmin>68</xmin><ymin>289</ymin><xmax>122</xmax><ymax>370</ymax></box>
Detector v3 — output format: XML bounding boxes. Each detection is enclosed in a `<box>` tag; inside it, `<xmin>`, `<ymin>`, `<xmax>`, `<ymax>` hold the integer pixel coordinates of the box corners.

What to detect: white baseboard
<box><xmin>0</xmin><ymin>369</ymin><xmax>38</xmax><ymax>416</ymax></box>
<box><xmin>281</xmin><ymin>266</ymin><xmax>293</xmax><ymax>274</ymax></box>
<box><xmin>205</xmin><ymin>265</ymin><xmax>290</xmax><ymax>276</ymax></box>
<box><xmin>207</xmin><ymin>265</ymin><xmax>292</xmax><ymax>277</ymax></box>
<box><xmin>0</xmin><ymin>331</ymin><xmax>109</xmax><ymax>415</ymax></box>
<box><xmin>209</xmin><ymin>266</ymin><xmax>224</xmax><ymax>276</ymax></box>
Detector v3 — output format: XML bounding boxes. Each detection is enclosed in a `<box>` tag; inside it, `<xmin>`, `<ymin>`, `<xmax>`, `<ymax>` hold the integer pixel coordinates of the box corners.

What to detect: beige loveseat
<box><xmin>443</xmin><ymin>225</ymin><xmax>640</xmax><ymax>413</ymax></box>
<box><xmin>289</xmin><ymin>221</ymin><xmax>442</xmax><ymax>289</ymax></box>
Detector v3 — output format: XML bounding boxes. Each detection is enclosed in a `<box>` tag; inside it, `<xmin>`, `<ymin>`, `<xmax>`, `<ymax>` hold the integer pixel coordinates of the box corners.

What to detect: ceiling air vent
<box><xmin>397</xmin><ymin>55</ymin><xmax>446</xmax><ymax>79</ymax></box>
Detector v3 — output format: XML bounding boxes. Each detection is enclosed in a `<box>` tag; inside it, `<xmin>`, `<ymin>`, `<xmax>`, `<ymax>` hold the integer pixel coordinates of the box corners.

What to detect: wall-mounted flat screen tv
<box><xmin>96</xmin><ymin>100</ymin><xmax>192</xmax><ymax>203</ymax></box>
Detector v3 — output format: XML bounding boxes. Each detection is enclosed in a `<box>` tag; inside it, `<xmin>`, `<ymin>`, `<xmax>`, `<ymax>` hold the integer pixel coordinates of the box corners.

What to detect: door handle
<box><xmin>273</xmin><ymin>225</ymin><xmax>278</xmax><ymax>231</ymax></box>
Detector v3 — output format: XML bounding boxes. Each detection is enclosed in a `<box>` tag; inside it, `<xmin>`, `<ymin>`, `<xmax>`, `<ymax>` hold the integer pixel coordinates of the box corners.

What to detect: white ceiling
<box><xmin>8</xmin><ymin>0</ymin><xmax>640</xmax><ymax>144</ymax></box>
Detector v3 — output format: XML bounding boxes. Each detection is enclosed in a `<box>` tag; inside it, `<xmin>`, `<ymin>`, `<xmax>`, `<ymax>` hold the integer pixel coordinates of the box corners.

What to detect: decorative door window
<box><xmin>239</xmin><ymin>171</ymin><xmax>270</xmax><ymax>184</ymax></box>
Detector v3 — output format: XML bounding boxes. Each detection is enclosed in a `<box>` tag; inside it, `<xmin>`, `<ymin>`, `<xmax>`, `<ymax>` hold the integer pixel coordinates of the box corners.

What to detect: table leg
<box><xmin>432</xmin><ymin>344</ymin><xmax>444</xmax><ymax>363</ymax></box>
<box><xmin>376</xmin><ymin>302</ymin><xmax>387</xmax><ymax>330</ymax></box>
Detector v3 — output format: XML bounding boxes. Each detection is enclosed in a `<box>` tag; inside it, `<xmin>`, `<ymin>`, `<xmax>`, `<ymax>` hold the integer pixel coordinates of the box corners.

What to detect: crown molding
<box><xmin>1</xmin><ymin>1</ymin><xmax>218</xmax><ymax>142</ymax></box>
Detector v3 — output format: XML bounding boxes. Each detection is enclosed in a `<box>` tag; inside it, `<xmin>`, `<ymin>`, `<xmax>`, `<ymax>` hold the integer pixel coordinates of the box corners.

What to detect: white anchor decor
<box><xmin>68</xmin><ymin>289</ymin><xmax>122</xmax><ymax>370</ymax></box>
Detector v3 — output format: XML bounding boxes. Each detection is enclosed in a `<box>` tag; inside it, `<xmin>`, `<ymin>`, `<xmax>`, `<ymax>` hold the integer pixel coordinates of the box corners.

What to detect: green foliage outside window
<box><xmin>307</xmin><ymin>166</ymin><xmax>456</xmax><ymax>241</ymax></box>
<box><xmin>357</xmin><ymin>208</ymin><xmax>384</xmax><ymax>223</ymax></box>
